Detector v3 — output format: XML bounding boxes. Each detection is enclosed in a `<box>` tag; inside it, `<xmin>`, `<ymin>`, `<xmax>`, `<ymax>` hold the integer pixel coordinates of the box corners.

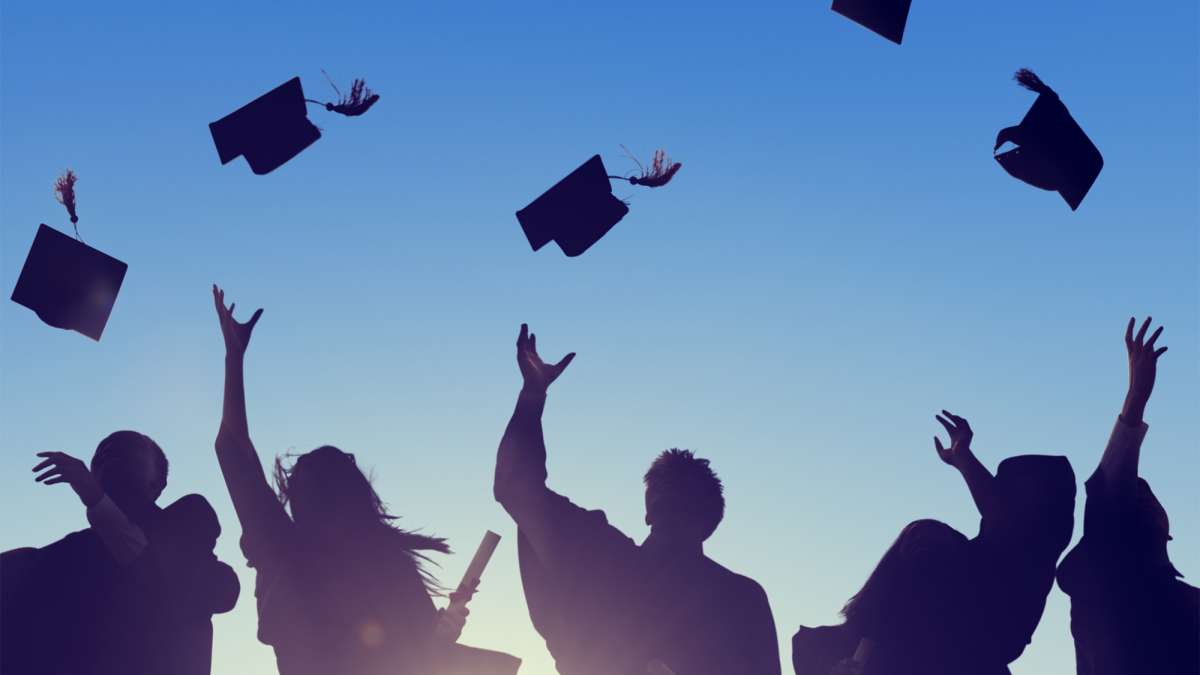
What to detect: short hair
<box><xmin>643</xmin><ymin>448</ymin><xmax>725</xmax><ymax>541</ymax></box>
<box><xmin>90</xmin><ymin>430</ymin><xmax>169</xmax><ymax>484</ymax></box>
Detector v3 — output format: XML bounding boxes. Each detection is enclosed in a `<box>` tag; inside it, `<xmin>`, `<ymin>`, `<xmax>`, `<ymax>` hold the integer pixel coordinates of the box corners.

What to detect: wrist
<box><xmin>79</xmin><ymin>484</ymin><xmax>105</xmax><ymax>509</ymax></box>
<box><xmin>520</xmin><ymin>383</ymin><xmax>548</xmax><ymax>398</ymax></box>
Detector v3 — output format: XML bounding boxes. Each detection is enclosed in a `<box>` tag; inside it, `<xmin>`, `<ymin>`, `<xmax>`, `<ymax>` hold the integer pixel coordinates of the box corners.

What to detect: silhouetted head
<box><xmin>643</xmin><ymin>449</ymin><xmax>725</xmax><ymax>545</ymax></box>
<box><xmin>89</xmin><ymin>431</ymin><xmax>168</xmax><ymax>517</ymax></box>
<box><xmin>843</xmin><ymin>519</ymin><xmax>969</xmax><ymax>636</ymax></box>
<box><xmin>274</xmin><ymin>446</ymin><xmax>448</xmax><ymax>588</ymax></box>
<box><xmin>275</xmin><ymin>446</ymin><xmax>389</xmax><ymax>537</ymax></box>
<box><xmin>988</xmin><ymin>455</ymin><xmax>1076</xmax><ymax>557</ymax></box>
<box><xmin>1134</xmin><ymin>478</ymin><xmax>1182</xmax><ymax>577</ymax></box>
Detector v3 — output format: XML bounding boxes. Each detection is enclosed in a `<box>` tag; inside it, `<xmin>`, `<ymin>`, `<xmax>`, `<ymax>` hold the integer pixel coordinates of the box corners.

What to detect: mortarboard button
<box><xmin>832</xmin><ymin>0</ymin><xmax>913</xmax><ymax>44</ymax></box>
<box><xmin>515</xmin><ymin>150</ymin><xmax>681</xmax><ymax>257</ymax></box>
<box><xmin>994</xmin><ymin>69</ymin><xmax>1103</xmax><ymax>211</ymax></box>
<box><xmin>209</xmin><ymin>77</ymin><xmax>322</xmax><ymax>175</ymax></box>
<box><xmin>11</xmin><ymin>224</ymin><xmax>127</xmax><ymax>341</ymax></box>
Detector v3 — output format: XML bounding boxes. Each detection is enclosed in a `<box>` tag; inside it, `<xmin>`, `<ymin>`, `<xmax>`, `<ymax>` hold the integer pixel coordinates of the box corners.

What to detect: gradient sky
<box><xmin>2</xmin><ymin>2</ymin><xmax>1197</xmax><ymax>674</ymax></box>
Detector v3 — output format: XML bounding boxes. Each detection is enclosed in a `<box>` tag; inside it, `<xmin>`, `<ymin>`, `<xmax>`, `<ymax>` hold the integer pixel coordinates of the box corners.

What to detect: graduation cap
<box><xmin>516</xmin><ymin>149</ymin><xmax>682</xmax><ymax>257</ymax></box>
<box><xmin>209</xmin><ymin>72</ymin><xmax>379</xmax><ymax>175</ymax></box>
<box><xmin>994</xmin><ymin>69</ymin><xmax>1103</xmax><ymax>211</ymax></box>
<box><xmin>10</xmin><ymin>171</ymin><xmax>128</xmax><ymax>341</ymax></box>
<box><xmin>832</xmin><ymin>0</ymin><xmax>912</xmax><ymax>44</ymax></box>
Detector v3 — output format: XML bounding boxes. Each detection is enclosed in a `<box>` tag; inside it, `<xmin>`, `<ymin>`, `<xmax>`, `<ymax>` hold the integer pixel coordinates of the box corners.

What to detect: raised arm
<box><xmin>934</xmin><ymin>411</ymin><xmax>999</xmax><ymax>522</ymax></box>
<box><xmin>493</xmin><ymin>324</ymin><xmax>574</xmax><ymax>512</ymax></box>
<box><xmin>211</xmin><ymin>285</ymin><xmax>281</xmax><ymax>530</ymax></box>
<box><xmin>1097</xmin><ymin>317</ymin><xmax>1167</xmax><ymax>494</ymax></box>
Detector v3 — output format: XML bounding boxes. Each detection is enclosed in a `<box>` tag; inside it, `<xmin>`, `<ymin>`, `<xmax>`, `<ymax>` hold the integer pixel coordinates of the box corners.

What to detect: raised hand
<box><xmin>213</xmin><ymin>285</ymin><xmax>263</xmax><ymax>359</ymax></box>
<box><xmin>934</xmin><ymin>410</ymin><xmax>974</xmax><ymax>469</ymax></box>
<box><xmin>516</xmin><ymin>324</ymin><xmax>575</xmax><ymax>394</ymax></box>
<box><xmin>1122</xmin><ymin>317</ymin><xmax>1167</xmax><ymax>426</ymax></box>
<box><xmin>33</xmin><ymin>451</ymin><xmax>104</xmax><ymax>508</ymax></box>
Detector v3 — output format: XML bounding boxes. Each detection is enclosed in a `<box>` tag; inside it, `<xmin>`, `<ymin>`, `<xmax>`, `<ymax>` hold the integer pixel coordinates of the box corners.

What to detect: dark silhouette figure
<box><xmin>11</xmin><ymin>172</ymin><xmax>127</xmax><ymax>340</ymax></box>
<box><xmin>1056</xmin><ymin>318</ymin><xmax>1199</xmax><ymax>675</ymax></box>
<box><xmin>209</xmin><ymin>74</ymin><xmax>378</xmax><ymax>175</ymax></box>
<box><xmin>515</xmin><ymin>149</ymin><xmax>681</xmax><ymax>257</ymax></box>
<box><xmin>0</xmin><ymin>431</ymin><xmax>240</xmax><ymax>675</ymax></box>
<box><xmin>994</xmin><ymin>69</ymin><xmax>1103</xmax><ymax>211</ymax></box>
<box><xmin>793</xmin><ymin>413</ymin><xmax>1075</xmax><ymax>675</ymax></box>
<box><xmin>831</xmin><ymin>0</ymin><xmax>913</xmax><ymax>44</ymax></box>
<box><xmin>210</xmin><ymin>286</ymin><xmax>518</xmax><ymax>675</ymax></box>
<box><xmin>494</xmin><ymin>325</ymin><xmax>780</xmax><ymax>675</ymax></box>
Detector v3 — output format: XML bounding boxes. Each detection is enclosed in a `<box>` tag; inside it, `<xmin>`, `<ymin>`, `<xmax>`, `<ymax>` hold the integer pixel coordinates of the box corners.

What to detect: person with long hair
<box><xmin>1056</xmin><ymin>318</ymin><xmax>1198</xmax><ymax>674</ymax></box>
<box><xmin>793</xmin><ymin>412</ymin><xmax>1075</xmax><ymax>675</ymax></box>
<box><xmin>210</xmin><ymin>285</ymin><xmax>513</xmax><ymax>675</ymax></box>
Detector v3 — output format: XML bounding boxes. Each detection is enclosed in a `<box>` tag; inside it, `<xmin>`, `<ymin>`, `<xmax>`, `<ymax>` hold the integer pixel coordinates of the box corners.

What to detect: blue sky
<box><xmin>2</xmin><ymin>1</ymin><xmax>1196</xmax><ymax>674</ymax></box>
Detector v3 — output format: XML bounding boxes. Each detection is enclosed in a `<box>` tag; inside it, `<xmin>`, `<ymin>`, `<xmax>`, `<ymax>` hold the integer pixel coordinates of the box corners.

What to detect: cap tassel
<box><xmin>54</xmin><ymin>169</ymin><xmax>81</xmax><ymax>240</ymax></box>
<box><xmin>610</xmin><ymin>147</ymin><xmax>683</xmax><ymax>188</ymax></box>
<box><xmin>306</xmin><ymin>70</ymin><xmax>380</xmax><ymax>117</ymax></box>
<box><xmin>1014</xmin><ymin>68</ymin><xmax>1056</xmax><ymax>98</ymax></box>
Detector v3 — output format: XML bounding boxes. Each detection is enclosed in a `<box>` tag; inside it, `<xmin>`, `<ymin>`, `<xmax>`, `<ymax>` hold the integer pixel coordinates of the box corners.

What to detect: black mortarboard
<box><xmin>832</xmin><ymin>0</ymin><xmax>912</xmax><ymax>44</ymax></box>
<box><xmin>516</xmin><ymin>151</ymin><xmax>681</xmax><ymax>257</ymax></box>
<box><xmin>209</xmin><ymin>77</ymin><xmax>322</xmax><ymax>175</ymax></box>
<box><xmin>995</xmin><ymin>70</ymin><xmax>1104</xmax><ymax>211</ymax></box>
<box><xmin>11</xmin><ymin>224</ymin><xmax>127</xmax><ymax>341</ymax></box>
<box><xmin>516</xmin><ymin>155</ymin><xmax>629</xmax><ymax>257</ymax></box>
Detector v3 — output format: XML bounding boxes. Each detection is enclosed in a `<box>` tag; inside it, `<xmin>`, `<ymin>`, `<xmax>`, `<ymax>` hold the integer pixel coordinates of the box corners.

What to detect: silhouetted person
<box><xmin>0</xmin><ymin>431</ymin><xmax>239</xmax><ymax>675</ymax></box>
<box><xmin>211</xmin><ymin>285</ymin><xmax>516</xmax><ymax>675</ymax></box>
<box><xmin>793</xmin><ymin>412</ymin><xmax>1075</xmax><ymax>675</ymax></box>
<box><xmin>1056</xmin><ymin>318</ymin><xmax>1199</xmax><ymax>675</ymax></box>
<box><xmin>494</xmin><ymin>324</ymin><xmax>780</xmax><ymax>675</ymax></box>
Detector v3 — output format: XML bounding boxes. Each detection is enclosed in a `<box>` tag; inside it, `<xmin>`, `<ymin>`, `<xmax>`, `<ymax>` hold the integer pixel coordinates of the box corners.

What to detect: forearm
<box><xmin>220</xmin><ymin>354</ymin><xmax>251</xmax><ymax>442</ymax></box>
<box><xmin>494</xmin><ymin>387</ymin><xmax>549</xmax><ymax>505</ymax></box>
<box><xmin>1097</xmin><ymin>414</ymin><xmax>1148</xmax><ymax>494</ymax></box>
<box><xmin>955</xmin><ymin>450</ymin><xmax>998</xmax><ymax>521</ymax></box>
<box><xmin>215</xmin><ymin>352</ymin><xmax>276</xmax><ymax>526</ymax></box>
<box><xmin>86</xmin><ymin>495</ymin><xmax>149</xmax><ymax>565</ymax></box>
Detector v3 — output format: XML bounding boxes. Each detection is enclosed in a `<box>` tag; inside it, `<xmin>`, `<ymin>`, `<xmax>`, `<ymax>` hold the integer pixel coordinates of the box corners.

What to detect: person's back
<box><xmin>496</xmin><ymin>325</ymin><xmax>780</xmax><ymax>675</ymax></box>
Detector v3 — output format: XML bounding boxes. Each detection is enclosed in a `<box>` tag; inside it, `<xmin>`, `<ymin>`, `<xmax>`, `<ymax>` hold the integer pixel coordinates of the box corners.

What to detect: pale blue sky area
<box><xmin>2</xmin><ymin>2</ymin><xmax>1197</xmax><ymax>674</ymax></box>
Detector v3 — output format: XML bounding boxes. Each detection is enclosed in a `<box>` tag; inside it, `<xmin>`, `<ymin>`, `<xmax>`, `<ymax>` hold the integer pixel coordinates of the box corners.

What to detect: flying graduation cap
<box><xmin>994</xmin><ymin>69</ymin><xmax>1103</xmax><ymax>211</ymax></box>
<box><xmin>516</xmin><ymin>149</ymin><xmax>682</xmax><ymax>257</ymax></box>
<box><xmin>209</xmin><ymin>71</ymin><xmax>379</xmax><ymax>175</ymax></box>
<box><xmin>832</xmin><ymin>0</ymin><xmax>913</xmax><ymax>44</ymax></box>
<box><xmin>10</xmin><ymin>171</ymin><xmax>128</xmax><ymax>341</ymax></box>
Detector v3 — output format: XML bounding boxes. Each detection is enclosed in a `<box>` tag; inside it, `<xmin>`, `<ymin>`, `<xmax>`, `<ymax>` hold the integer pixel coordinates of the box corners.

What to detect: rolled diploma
<box><xmin>451</xmin><ymin>530</ymin><xmax>502</xmax><ymax>607</ymax></box>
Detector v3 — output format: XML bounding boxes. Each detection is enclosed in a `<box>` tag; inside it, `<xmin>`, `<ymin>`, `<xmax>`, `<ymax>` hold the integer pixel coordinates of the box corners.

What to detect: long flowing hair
<box><xmin>273</xmin><ymin>445</ymin><xmax>449</xmax><ymax>594</ymax></box>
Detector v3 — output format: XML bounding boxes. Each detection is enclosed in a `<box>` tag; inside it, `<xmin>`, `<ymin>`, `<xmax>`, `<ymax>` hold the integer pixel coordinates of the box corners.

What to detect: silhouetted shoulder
<box><xmin>792</xmin><ymin>625</ymin><xmax>858</xmax><ymax>675</ymax></box>
<box><xmin>162</xmin><ymin>494</ymin><xmax>222</xmax><ymax>544</ymax></box>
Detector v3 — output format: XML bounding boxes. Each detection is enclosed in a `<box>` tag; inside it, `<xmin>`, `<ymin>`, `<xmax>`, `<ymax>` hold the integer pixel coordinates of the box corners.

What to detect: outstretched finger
<box><xmin>1154</xmin><ymin>346</ymin><xmax>1168</xmax><ymax>358</ymax></box>
<box><xmin>517</xmin><ymin>323</ymin><xmax>529</xmax><ymax>349</ymax></box>
<box><xmin>935</xmin><ymin>436</ymin><xmax>945</xmax><ymax>454</ymax></box>
<box><xmin>1145</xmin><ymin>326</ymin><xmax>1163</xmax><ymax>350</ymax></box>
<box><xmin>555</xmin><ymin>352</ymin><xmax>576</xmax><ymax>375</ymax></box>
<box><xmin>1125</xmin><ymin>317</ymin><xmax>1134</xmax><ymax>346</ymax></box>
<box><xmin>43</xmin><ymin>477</ymin><xmax>69</xmax><ymax>486</ymax></box>
<box><xmin>936</xmin><ymin>415</ymin><xmax>955</xmax><ymax>434</ymax></box>
<box><xmin>248</xmin><ymin>308</ymin><xmax>264</xmax><ymax>329</ymax></box>
<box><xmin>35</xmin><ymin>469</ymin><xmax>63</xmax><ymax>483</ymax></box>
<box><xmin>32</xmin><ymin>458</ymin><xmax>56</xmax><ymax>472</ymax></box>
<box><xmin>1135</xmin><ymin>317</ymin><xmax>1151</xmax><ymax>345</ymax></box>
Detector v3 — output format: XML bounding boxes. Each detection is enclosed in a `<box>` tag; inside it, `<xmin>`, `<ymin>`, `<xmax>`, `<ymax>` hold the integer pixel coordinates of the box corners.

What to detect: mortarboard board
<box><xmin>995</xmin><ymin>69</ymin><xmax>1103</xmax><ymax>211</ymax></box>
<box><xmin>210</xmin><ymin>73</ymin><xmax>379</xmax><ymax>175</ymax></box>
<box><xmin>832</xmin><ymin>0</ymin><xmax>912</xmax><ymax>44</ymax></box>
<box><xmin>516</xmin><ymin>150</ymin><xmax>681</xmax><ymax>257</ymax></box>
<box><xmin>209</xmin><ymin>77</ymin><xmax>322</xmax><ymax>175</ymax></box>
<box><xmin>516</xmin><ymin>155</ymin><xmax>629</xmax><ymax>257</ymax></box>
<box><xmin>11</xmin><ymin>224</ymin><xmax>127</xmax><ymax>341</ymax></box>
